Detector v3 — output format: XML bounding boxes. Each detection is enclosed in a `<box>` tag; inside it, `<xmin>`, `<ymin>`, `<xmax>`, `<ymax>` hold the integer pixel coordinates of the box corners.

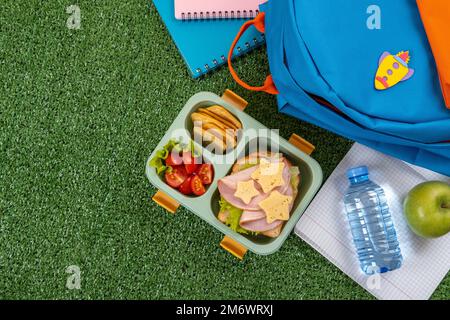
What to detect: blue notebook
<box><xmin>152</xmin><ymin>0</ymin><xmax>265</xmax><ymax>78</ymax></box>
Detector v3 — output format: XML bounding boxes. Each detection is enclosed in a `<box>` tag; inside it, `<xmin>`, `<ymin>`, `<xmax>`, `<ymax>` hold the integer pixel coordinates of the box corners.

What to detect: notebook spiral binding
<box><xmin>194</xmin><ymin>33</ymin><xmax>265</xmax><ymax>76</ymax></box>
<box><xmin>181</xmin><ymin>9</ymin><xmax>259</xmax><ymax>21</ymax></box>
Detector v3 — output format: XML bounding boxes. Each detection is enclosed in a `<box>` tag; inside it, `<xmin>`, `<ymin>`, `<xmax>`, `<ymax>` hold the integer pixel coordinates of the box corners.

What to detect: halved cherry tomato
<box><xmin>182</xmin><ymin>151</ymin><xmax>200</xmax><ymax>174</ymax></box>
<box><xmin>185</xmin><ymin>162</ymin><xmax>199</xmax><ymax>175</ymax></box>
<box><xmin>178</xmin><ymin>176</ymin><xmax>193</xmax><ymax>195</ymax></box>
<box><xmin>164</xmin><ymin>166</ymin><xmax>187</xmax><ymax>188</ymax></box>
<box><xmin>190</xmin><ymin>175</ymin><xmax>206</xmax><ymax>196</ymax></box>
<box><xmin>165</xmin><ymin>152</ymin><xmax>183</xmax><ymax>167</ymax></box>
<box><xmin>197</xmin><ymin>164</ymin><xmax>214</xmax><ymax>185</ymax></box>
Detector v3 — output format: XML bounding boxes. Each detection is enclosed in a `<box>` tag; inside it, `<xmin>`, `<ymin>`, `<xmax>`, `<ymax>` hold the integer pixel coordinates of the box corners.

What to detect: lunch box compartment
<box><xmin>239</xmin><ymin>136</ymin><xmax>315</xmax><ymax>215</ymax></box>
<box><xmin>210</xmin><ymin>136</ymin><xmax>315</xmax><ymax>246</ymax></box>
<box><xmin>185</xmin><ymin>101</ymin><xmax>244</xmax><ymax>155</ymax></box>
<box><xmin>152</xmin><ymin>147</ymin><xmax>217</xmax><ymax>199</ymax></box>
<box><xmin>146</xmin><ymin>91</ymin><xmax>323</xmax><ymax>258</ymax></box>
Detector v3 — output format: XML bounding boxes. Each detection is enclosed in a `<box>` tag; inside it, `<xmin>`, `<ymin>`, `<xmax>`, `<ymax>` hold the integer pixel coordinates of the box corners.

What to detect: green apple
<box><xmin>403</xmin><ymin>181</ymin><xmax>450</xmax><ymax>238</ymax></box>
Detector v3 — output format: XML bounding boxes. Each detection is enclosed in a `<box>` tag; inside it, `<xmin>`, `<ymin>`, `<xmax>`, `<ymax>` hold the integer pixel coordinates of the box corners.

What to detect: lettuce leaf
<box><xmin>219</xmin><ymin>198</ymin><xmax>258</xmax><ymax>236</ymax></box>
<box><xmin>238</xmin><ymin>161</ymin><xmax>259</xmax><ymax>171</ymax></box>
<box><xmin>149</xmin><ymin>139</ymin><xmax>181</xmax><ymax>174</ymax></box>
<box><xmin>289</xmin><ymin>166</ymin><xmax>300</xmax><ymax>189</ymax></box>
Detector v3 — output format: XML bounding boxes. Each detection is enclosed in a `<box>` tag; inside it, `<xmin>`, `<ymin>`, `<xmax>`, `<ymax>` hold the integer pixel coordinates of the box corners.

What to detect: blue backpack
<box><xmin>228</xmin><ymin>0</ymin><xmax>450</xmax><ymax>176</ymax></box>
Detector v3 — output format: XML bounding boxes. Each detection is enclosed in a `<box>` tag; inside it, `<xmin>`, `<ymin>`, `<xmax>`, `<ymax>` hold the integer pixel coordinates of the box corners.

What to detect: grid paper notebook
<box><xmin>153</xmin><ymin>0</ymin><xmax>265</xmax><ymax>78</ymax></box>
<box><xmin>295</xmin><ymin>143</ymin><xmax>450</xmax><ymax>300</ymax></box>
<box><xmin>174</xmin><ymin>0</ymin><xmax>264</xmax><ymax>20</ymax></box>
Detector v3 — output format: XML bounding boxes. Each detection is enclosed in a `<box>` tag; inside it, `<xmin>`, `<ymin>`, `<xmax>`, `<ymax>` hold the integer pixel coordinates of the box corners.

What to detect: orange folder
<box><xmin>417</xmin><ymin>0</ymin><xmax>450</xmax><ymax>109</ymax></box>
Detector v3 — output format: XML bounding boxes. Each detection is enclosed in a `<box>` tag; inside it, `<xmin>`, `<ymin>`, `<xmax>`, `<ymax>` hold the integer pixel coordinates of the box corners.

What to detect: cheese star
<box><xmin>259</xmin><ymin>191</ymin><xmax>293</xmax><ymax>224</ymax></box>
<box><xmin>234</xmin><ymin>180</ymin><xmax>260</xmax><ymax>204</ymax></box>
<box><xmin>251</xmin><ymin>159</ymin><xmax>285</xmax><ymax>193</ymax></box>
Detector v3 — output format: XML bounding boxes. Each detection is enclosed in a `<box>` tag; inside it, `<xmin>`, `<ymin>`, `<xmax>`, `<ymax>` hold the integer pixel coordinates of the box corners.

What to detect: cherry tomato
<box><xmin>190</xmin><ymin>175</ymin><xmax>206</xmax><ymax>196</ymax></box>
<box><xmin>197</xmin><ymin>164</ymin><xmax>214</xmax><ymax>185</ymax></box>
<box><xmin>178</xmin><ymin>176</ymin><xmax>193</xmax><ymax>195</ymax></box>
<box><xmin>164</xmin><ymin>166</ymin><xmax>187</xmax><ymax>188</ymax></box>
<box><xmin>182</xmin><ymin>151</ymin><xmax>200</xmax><ymax>174</ymax></box>
<box><xmin>165</xmin><ymin>152</ymin><xmax>183</xmax><ymax>167</ymax></box>
<box><xmin>185</xmin><ymin>163</ymin><xmax>199</xmax><ymax>175</ymax></box>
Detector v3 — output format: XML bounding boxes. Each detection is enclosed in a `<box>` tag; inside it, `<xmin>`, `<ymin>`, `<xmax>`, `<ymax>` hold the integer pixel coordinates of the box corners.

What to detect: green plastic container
<box><xmin>146</xmin><ymin>91</ymin><xmax>323</xmax><ymax>257</ymax></box>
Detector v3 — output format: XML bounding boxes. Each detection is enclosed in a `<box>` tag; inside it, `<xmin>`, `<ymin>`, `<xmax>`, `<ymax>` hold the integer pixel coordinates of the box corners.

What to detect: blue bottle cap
<box><xmin>347</xmin><ymin>166</ymin><xmax>369</xmax><ymax>179</ymax></box>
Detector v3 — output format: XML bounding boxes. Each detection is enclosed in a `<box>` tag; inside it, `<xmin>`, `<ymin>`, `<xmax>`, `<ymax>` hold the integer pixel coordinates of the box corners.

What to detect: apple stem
<box><xmin>442</xmin><ymin>202</ymin><xmax>450</xmax><ymax>209</ymax></box>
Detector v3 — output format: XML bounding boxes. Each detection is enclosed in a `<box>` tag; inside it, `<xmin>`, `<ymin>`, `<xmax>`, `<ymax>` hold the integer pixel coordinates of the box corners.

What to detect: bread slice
<box><xmin>193</xmin><ymin>126</ymin><xmax>225</xmax><ymax>154</ymax></box>
<box><xmin>191</xmin><ymin>112</ymin><xmax>228</xmax><ymax>131</ymax></box>
<box><xmin>191</xmin><ymin>109</ymin><xmax>239</xmax><ymax>151</ymax></box>
<box><xmin>207</xmin><ymin>105</ymin><xmax>242</xmax><ymax>129</ymax></box>
<box><xmin>203</xmin><ymin>122</ymin><xmax>236</xmax><ymax>148</ymax></box>
<box><xmin>197</xmin><ymin>107</ymin><xmax>238</xmax><ymax>131</ymax></box>
<box><xmin>218</xmin><ymin>209</ymin><xmax>229</xmax><ymax>224</ymax></box>
<box><xmin>262</xmin><ymin>225</ymin><xmax>283</xmax><ymax>238</ymax></box>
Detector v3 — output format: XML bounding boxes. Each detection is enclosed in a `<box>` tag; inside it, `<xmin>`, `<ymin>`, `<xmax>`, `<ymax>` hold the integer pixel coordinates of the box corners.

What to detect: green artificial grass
<box><xmin>0</xmin><ymin>0</ymin><xmax>448</xmax><ymax>300</ymax></box>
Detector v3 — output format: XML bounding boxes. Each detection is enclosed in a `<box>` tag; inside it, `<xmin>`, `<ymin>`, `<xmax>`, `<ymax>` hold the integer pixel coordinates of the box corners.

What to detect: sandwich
<box><xmin>217</xmin><ymin>152</ymin><xmax>300</xmax><ymax>238</ymax></box>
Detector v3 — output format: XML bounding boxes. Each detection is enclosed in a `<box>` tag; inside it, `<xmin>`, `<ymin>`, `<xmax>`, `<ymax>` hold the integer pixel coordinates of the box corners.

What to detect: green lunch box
<box><xmin>145</xmin><ymin>90</ymin><xmax>323</xmax><ymax>259</ymax></box>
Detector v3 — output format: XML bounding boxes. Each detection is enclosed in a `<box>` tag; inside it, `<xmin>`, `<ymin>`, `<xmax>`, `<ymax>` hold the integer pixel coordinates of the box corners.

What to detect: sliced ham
<box><xmin>239</xmin><ymin>212</ymin><xmax>283</xmax><ymax>232</ymax></box>
<box><xmin>218</xmin><ymin>180</ymin><xmax>265</xmax><ymax>211</ymax></box>
<box><xmin>219</xmin><ymin>165</ymin><xmax>258</xmax><ymax>190</ymax></box>
<box><xmin>285</xmin><ymin>182</ymin><xmax>294</xmax><ymax>198</ymax></box>
<box><xmin>239</xmin><ymin>182</ymin><xmax>296</xmax><ymax>233</ymax></box>
<box><xmin>239</xmin><ymin>210</ymin><xmax>266</xmax><ymax>224</ymax></box>
<box><xmin>218</xmin><ymin>158</ymin><xmax>295</xmax><ymax>211</ymax></box>
<box><xmin>278</xmin><ymin>158</ymin><xmax>291</xmax><ymax>194</ymax></box>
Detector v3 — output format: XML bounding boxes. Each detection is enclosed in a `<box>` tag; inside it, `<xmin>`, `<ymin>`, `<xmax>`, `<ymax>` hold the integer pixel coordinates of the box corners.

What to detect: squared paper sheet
<box><xmin>295</xmin><ymin>143</ymin><xmax>450</xmax><ymax>300</ymax></box>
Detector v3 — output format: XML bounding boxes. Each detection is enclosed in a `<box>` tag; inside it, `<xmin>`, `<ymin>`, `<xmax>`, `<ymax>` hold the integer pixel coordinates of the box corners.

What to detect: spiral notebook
<box><xmin>295</xmin><ymin>143</ymin><xmax>450</xmax><ymax>300</ymax></box>
<box><xmin>174</xmin><ymin>0</ymin><xmax>264</xmax><ymax>20</ymax></box>
<box><xmin>152</xmin><ymin>0</ymin><xmax>265</xmax><ymax>78</ymax></box>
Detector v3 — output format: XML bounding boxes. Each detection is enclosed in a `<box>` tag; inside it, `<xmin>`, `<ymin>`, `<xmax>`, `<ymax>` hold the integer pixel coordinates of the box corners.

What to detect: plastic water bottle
<box><xmin>344</xmin><ymin>166</ymin><xmax>403</xmax><ymax>274</ymax></box>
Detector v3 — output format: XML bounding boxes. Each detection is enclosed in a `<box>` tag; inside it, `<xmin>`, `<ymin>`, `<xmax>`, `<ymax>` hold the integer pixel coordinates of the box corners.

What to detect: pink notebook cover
<box><xmin>174</xmin><ymin>0</ymin><xmax>264</xmax><ymax>20</ymax></box>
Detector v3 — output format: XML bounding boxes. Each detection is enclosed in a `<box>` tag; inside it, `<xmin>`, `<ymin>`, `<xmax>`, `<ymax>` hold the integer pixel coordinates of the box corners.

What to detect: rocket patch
<box><xmin>375</xmin><ymin>51</ymin><xmax>414</xmax><ymax>90</ymax></box>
